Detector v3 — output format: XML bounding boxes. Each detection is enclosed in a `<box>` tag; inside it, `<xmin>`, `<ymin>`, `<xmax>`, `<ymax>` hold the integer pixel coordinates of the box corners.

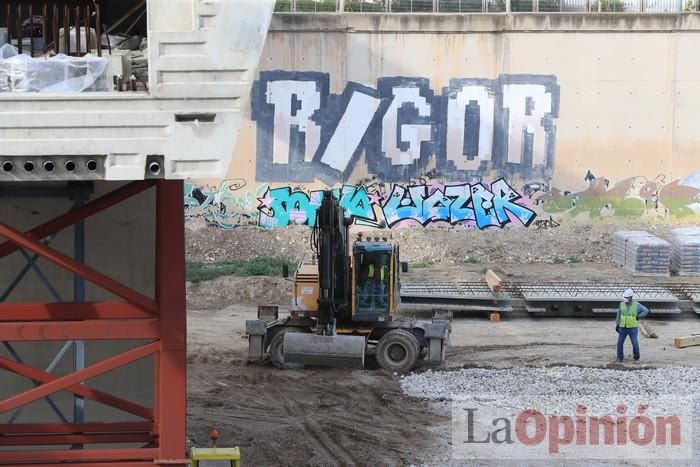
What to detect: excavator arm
<box><xmin>283</xmin><ymin>190</ymin><xmax>367</xmax><ymax>368</ymax></box>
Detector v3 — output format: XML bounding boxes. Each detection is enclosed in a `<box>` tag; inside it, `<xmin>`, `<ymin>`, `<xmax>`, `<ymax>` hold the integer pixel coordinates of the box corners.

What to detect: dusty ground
<box><xmin>185</xmin><ymin>223</ymin><xmax>700</xmax><ymax>466</ymax></box>
<box><xmin>186</xmin><ymin>302</ymin><xmax>700</xmax><ymax>466</ymax></box>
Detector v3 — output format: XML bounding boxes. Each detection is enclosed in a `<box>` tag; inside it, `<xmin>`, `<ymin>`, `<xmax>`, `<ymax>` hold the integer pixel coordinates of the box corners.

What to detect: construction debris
<box><xmin>673</xmin><ymin>334</ymin><xmax>700</xmax><ymax>348</ymax></box>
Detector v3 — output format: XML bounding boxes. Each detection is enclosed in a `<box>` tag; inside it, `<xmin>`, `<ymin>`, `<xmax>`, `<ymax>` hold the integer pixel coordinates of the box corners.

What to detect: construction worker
<box><xmin>359</xmin><ymin>256</ymin><xmax>388</xmax><ymax>310</ymax></box>
<box><xmin>616</xmin><ymin>288</ymin><xmax>651</xmax><ymax>362</ymax></box>
<box><xmin>374</xmin><ymin>255</ymin><xmax>389</xmax><ymax>309</ymax></box>
<box><xmin>358</xmin><ymin>258</ymin><xmax>374</xmax><ymax>309</ymax></box>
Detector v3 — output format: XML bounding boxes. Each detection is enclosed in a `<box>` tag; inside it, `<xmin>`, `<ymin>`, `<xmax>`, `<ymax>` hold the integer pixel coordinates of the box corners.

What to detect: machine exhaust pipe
<box><xmin>283</xmin><ymin>332</ymin><xmax>366</xmax><ymax>369</ymax></box>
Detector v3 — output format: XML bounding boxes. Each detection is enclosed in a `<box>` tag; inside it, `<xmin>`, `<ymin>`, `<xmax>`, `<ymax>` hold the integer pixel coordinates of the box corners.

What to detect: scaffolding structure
<box><xmin>0</xmin><ymin>181</ymin><xmax>187</xmax><ymax>466</ymax></box>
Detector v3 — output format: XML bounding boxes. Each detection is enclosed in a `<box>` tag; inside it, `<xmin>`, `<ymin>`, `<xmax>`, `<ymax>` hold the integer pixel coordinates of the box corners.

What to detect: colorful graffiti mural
<box><xmin>252</xmin><ymin>72</ymin><xmax>560</xmax><ymax>184</ymax></box>
<box><xmin>184</xmin><ymin>171</ymin><xmax>700</xmax><ymax>229</ymax></box>
<box><xmin>539</xmin><ymin>172</ymin><xmax>700</xmax><ymax>222</ymax></box>
<box><xmin>257</xmin><ymin>178</ymin><xmax>536</xmax><ymax>229</ymax></box>
<box><xmin>184</xmin><ymin>178</ymin><xmax>535</xmax><ymax>229</ymax></box>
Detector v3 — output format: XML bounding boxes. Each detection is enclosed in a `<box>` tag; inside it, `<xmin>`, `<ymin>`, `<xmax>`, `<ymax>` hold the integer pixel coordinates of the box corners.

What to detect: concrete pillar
<box><xmin>338</xmin><ymin>0</ymin><xmax>345</xmax><ymax>11</ymax></box>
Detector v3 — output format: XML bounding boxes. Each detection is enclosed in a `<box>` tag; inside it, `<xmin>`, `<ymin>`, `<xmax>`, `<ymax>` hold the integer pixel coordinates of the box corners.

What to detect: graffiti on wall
<box><xmin>184</xmin><ymin>171</ymin><xmax>700</xmax><ymax>229</ymax></box>
<box><xmin>252</xmin><ymin>72</ymin><xmax>560</xmax><ymax>184</ymax></box>
<box><xmin>257</xmin><ymin>177</ymin><xmax>535</xmax><ymax>229</ymax></box>
<box><xmin>184</xmin><ymin>179</ymin><xmax>261</xmax><ymax>229</ymax></box>
<box><xmin>539</xmin><ymin>171</ymin><xmax>700</xmax><ymax>221</ymax></box>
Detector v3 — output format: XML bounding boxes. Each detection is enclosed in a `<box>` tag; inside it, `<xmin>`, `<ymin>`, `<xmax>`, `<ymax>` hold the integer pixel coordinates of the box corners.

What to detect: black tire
<box><xmin>268</xmin><ymin>328</ymin><xmax>305</xmax><ymax>369</ymax></box>
<box><xmin>376</xmin><ymin>329</ymin><xmax>420</xmax><ymax>373</ymax></box>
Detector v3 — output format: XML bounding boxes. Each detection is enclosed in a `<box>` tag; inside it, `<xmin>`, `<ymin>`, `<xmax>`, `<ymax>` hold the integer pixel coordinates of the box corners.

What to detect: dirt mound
<box><xmin>186</xmin><ymin>225</ymin><xmax>311</xmax><ymax>263</ymax></box>
<box><xmin>186</xmin><ymin>222</ymin><xmax>682</xmax><ymax>266</ymax></box>
<box><xmin>186</xmin><ymin>275</ymin><xmax>293</xmax><ymax>310</ymax></box>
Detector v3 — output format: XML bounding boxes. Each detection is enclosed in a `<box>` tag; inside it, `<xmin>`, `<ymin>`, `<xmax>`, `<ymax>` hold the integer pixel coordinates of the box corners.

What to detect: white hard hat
<box><xmin>623</xmin><ymin>288</ymin><xmax>634</xmax><ymax>299</ymax></box>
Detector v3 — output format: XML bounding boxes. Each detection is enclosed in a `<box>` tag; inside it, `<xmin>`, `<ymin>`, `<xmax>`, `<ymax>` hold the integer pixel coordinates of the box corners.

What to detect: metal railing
<box><xmin>275</xmin><ymin>0</ymin><xmax>698</xmax><ymax>12</ymax></box>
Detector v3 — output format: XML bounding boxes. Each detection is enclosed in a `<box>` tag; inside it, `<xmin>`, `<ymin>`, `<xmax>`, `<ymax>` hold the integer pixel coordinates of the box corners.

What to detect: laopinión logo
<box><xmin>452</xmin><ymin>394</ymin><xmax>693</xmax><ymax>460</ymax></box>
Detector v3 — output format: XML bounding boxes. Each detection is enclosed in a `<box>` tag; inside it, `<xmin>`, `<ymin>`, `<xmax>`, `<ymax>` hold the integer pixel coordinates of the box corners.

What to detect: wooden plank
<box><xmin>485</xmin><ymin>269</ymin><xmax>503</xmax><ymax>294</ymax></box>
<box><xmin>638</xmin><ymin>322</ymin><xmax>658</xmax><ymax>339</ymax></box>
<box><xmin>673</xmin><ymin>334</ymin><xmax>700</xmax><ymax>348</ymax></box>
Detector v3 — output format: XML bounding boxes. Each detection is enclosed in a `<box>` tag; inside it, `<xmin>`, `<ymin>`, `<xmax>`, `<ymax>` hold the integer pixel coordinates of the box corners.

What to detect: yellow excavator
<box><xmin>246</xmin><ymin>190</ymin><xmax>451</xmax><ymax>372</ymax></box>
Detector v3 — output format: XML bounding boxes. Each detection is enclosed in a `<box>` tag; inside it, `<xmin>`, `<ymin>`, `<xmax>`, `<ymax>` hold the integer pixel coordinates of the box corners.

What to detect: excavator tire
<box><xmin>269</xmin><ymin>327</ymin><xmax>305</xmax><ymax>369</ymax></box>
<box><xmin>376</xmin><ymin>329</ymin><xmax>420</xmax><ymax>373</ymax></box>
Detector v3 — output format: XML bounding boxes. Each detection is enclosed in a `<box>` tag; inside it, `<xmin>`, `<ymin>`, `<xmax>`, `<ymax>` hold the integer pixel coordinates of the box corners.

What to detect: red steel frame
<box><xmin>0</xmin><ymin>181</ymin><xmax>188</xmax><ymax>466</ymax></box>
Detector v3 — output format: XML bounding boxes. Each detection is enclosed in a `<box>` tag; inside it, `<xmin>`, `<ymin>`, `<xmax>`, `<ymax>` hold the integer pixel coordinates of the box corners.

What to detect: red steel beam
<box><xmin>27</xmin><ymin>464</ymin><xmax>157</xmax><ymax>467</ymax></box>
<box><xmin>0</xmin><ymin>223</ymin><xmax>158</xmax><ymax>314</ymax></box>
<box><xmin>0</xmin><ymin>422</ymin><xmax>153</xmax><ymax>434</ymax></box>
<box><xmin>0</xmin><ymin>181</ymin><xmax>155</xmax><ymax>260</ymax></box>
<box><xmin>155</xmin><ymin>181</ymin><xmax>187</xmax><ymax>465</ymax></box>
<box><xmin>0</xmin><ymin>448</ymin><xmax>160</xmax><ymax>463</ymax></box>
<box><xmin>0</xmin><ymin>302</ymin><xmax>153</xmax><ymax>322</ymax></box>
<box><xmin>0</xmin><ymin>358</ymin><xmax>154</xmax><ymax>421</ymax></box>
<box><xmin>0</xmin><ymin>432</ymin><xmax>154</xmax><ymax>446</ymax></box>
<box><xmin>0</xmin><ymin>342</ymin><xmax>159</xmax><ymax>415</ymax></box>
<box><xmin>0</xmin><ymin>319</ymin><xmax>160</xmax><ymax>341</ymax></box>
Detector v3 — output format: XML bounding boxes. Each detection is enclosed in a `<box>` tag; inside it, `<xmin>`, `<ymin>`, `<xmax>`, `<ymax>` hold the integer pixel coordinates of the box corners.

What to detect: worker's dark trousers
<box><xmin>617</xmin><ymin>327</ymin><xmax>640</xmax><ymax>360</ymax></box>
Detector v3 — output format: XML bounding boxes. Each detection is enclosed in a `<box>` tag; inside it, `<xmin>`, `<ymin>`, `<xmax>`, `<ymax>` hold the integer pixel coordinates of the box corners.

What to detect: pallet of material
<box><xmin>673</xmin><ymin>334</ymin><xmax>700</xmax><ymax>348</ymax></box>
<box><xmin>670</xmin><ymin>228</ymin><xmax>700</xmax><ymax>276</ymax></box>
<box><xmin>623</xmin><ymin>235</ymin><xmax>670</xmax><ymax>277</ymax></box>
<box><xmin>612</xmin><ymin>231</ymin><xmax>655</xmax><ymax>266</ymax></box>
<box><xmin>670</xmin><ymin>227</ymin><xmax>700</xmax><ymax>237</ymax></box>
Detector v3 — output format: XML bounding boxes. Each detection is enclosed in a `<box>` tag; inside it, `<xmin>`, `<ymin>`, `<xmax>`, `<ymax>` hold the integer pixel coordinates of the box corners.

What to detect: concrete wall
<box><xmin>188</xmin><ymin>13</ymin><xmax>700</xmax><ymax>229</ymax></box>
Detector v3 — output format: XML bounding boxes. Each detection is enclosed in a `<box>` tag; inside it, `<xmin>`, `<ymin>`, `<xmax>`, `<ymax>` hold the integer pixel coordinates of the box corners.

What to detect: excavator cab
<box><xmin>353</xmin><ymin>242</ymin><xmax>394</xmax><ymax>321</ymax></box>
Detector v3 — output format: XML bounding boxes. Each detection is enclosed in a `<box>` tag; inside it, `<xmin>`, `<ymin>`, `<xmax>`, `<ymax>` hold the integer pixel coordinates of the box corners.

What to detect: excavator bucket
<box><xmin>283</xmin><ymin>332</ymin><xmax>366</xmax><ymax>369</ymax></box>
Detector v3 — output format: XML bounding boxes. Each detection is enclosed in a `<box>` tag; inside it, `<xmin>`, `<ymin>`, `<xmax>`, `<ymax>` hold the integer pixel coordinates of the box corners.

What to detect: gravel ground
<box><xmin>401</xmin><ymin>366</ymin><xmax>700</xmax><ymax>466</ymax></box>
<box><xmin>401</xmin><ymin>366</ymin><xmax>700</xmax><ymax>401</ymax></box>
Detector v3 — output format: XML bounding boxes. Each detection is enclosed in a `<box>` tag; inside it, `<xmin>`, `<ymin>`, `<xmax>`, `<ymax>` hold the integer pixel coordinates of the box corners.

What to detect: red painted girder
<box><xmin>22</xmin><ymin>463</ymin><xmax>157</xmax><ymax>467</ymax></box>
<box><xmin>0</xmin><ymin>422</ymin><xmax>153</xmax><ymax>434</ymax></box>
<box><xmin>0</xmin><ymin>302</ymin><xmax>154</xmax><ymax>321</ymax></box>
<box><xmin>0</xmin><ymin>357</ymin><xmax>154</xmax><ymax>420</ymax></box>
<box><xmin>0</xmin><ymin>181</ymin><xmax>155</xmax><ymax>260</ymax></box>
<box><xmin>0</xmin><ymin>447</ymin><xmax>159</xmax><ymax>462</ymax></box>
<box><xmin>0</xmin><ymin>319</ymin><xmax>160</xmax><ymax>341</ymax></box>
<box><xmin>0</xmin><ymin>432</ymin><xmax>153</xmax><ymax>446</ymax></box>
<box><xmin>0</xmin><ymin>342</ymin><xmax>159</xmax><ymax>415</ymax></box>
<box><xmin>0</xmin><ymin>223</ymin><xmax>157</xmax><ymax>314</ymax></box>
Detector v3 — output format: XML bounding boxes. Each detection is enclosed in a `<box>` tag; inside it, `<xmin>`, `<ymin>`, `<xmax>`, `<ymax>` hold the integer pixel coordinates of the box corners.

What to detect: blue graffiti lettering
<box><xmin>255</xmin><ymin>179</ymin><xmax>535</xmax><ymax>229</ymax></box>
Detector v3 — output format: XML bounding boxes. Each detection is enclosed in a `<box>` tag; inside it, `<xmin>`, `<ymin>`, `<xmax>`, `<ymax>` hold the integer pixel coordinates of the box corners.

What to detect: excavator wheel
<box><xmin>268</xmin><ymin>328</ymin><xmax>305</xmax><ymax>369</ymax></box>
<box><xmin>376</xmin><ymin>329</ymin><xmax>420</xmax><ymax>373</ymax></box>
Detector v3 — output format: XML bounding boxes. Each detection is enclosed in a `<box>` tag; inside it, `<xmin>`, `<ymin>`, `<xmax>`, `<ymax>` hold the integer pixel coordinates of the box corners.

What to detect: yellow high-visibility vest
<box><xmin>619</xmin><ymin>301</ymin><xmax>639</xmax><ymax>328</ymax></box>
<box><xmin>368</xmin><ymin>264</ymin><xmax>386</xmax><ymax>281</ymax></box>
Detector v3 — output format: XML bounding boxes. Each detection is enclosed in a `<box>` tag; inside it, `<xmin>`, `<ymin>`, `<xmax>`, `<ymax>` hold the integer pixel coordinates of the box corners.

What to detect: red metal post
<box><xmin>154</xmin><ymin>181</ymin><xmax>188</xmax><ymax>465</ymax></box>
